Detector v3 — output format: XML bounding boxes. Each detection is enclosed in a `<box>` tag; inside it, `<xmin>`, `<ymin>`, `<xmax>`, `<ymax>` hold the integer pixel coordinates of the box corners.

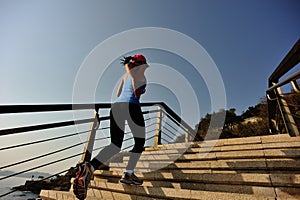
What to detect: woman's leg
<box><xmin>73</xmin><ymin>104</ymin><xmax>126</xmax><ymax>199</ymax></box>
<box><xmin>126</xmin><ymin>103</ymin><xmax>146</xmax><ymax>171</ymax></box>
<box><xmin>90</xmin><ymin>103</ymin><xmax>125</xmax><ymax>169</ymax></box>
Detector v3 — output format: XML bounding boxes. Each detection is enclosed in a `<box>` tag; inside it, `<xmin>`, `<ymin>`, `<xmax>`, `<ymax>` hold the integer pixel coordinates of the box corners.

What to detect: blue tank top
<box><xmin>115</xmin><ymin>75</ymin><xmax>146</xmax><ymax>105</ymax></box>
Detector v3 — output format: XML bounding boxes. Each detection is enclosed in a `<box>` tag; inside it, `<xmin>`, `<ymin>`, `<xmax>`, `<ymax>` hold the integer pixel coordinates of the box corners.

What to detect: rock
<box><xmin>13</xmin><ymin>167</ymin><xmax>76</xmax><ymax>194</ymax></box>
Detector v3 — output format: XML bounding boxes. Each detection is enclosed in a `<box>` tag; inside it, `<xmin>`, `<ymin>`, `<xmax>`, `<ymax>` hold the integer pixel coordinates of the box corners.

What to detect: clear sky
<box><xmin>1</xmin><ymin>0</ymin><xmax>299</xmax><ymax>113</ymax></box>
<box><xmin>0</xmin><ymin>0</ymin><xmax>299</xmax><ymax>174</ymax></box>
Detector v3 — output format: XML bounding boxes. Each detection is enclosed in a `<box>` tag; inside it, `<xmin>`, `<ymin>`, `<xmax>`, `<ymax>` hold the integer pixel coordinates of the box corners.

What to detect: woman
<box><xmin>73</xmin><ymin>54</ymin><xmax>149</xmax><ymax>199</ymax></box>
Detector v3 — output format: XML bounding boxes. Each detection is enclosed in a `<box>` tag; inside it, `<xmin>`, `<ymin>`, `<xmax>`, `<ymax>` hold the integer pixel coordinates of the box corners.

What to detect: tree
<box><xmin>194</xmin><ymin>97</ymin><xmax>270</xmax><ymax>140</ymax></box>
<box><xmin>224</xmin><ymin>108</ymin><xmax>241</xmax><ymax>130</ymax></box>
<box><xmin>194</xmin><ymin>113</ymin><xmax>211</xmax><ymax>141</ymax></box>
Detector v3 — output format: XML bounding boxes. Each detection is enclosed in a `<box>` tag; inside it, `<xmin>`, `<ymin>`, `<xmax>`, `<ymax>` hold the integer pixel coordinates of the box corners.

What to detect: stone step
<box><xmin>110</xmin><ymin>137</ymin><xmax>300</xmax><ymax>172</ymax></box>
<box><xmin>116</xmin><ymin>138</ymin><xmax>300</xmax><ymax>164</ymax></box>
<box><xmin>90</xmin><ymin>180</ymin><xmax>277</xmax><ymax>200</ymax></box>
<box><xmin>114</xmin><ymin>148</ymin><xmax>300</xmax><ymax>167</ymax></box>
<box><xmin>94</xmin><ymin>181</ymin><xmax>300</xmax><ymax>199</ymax></box>
<box><xmin>150</xmin><ymin>134</ymin><xmax>300</xmax><ymax>151</ymax></box>
<box><xmin>143</xmin><ymin>138</ymin><xmax>300</xmax><ymax>156</ymax></box>
<box><xmin>171</xmin><ymin>159</ymin><xmax>300</xmax><ymax>172</ymax></box>
<box><xmin>40</xmin><ymin>134</ymin><xmax>300</xmax><ymax>200</ymax></box>
<box><xmin>40</xmin><ymin>189</ymin><xmax>162</xmax><ymax>200</ymax></box>
<box><xmin>142</xmin><ymin>141</ymin><xmax>300</xmax><ymax>159</ymax></box>
<box><xmin>109</xmin><ymin>158</ymin><xmax>300</xmax><ymax>173</ymax></box>
<box><xmin>40</xmin><ymin>190</ymin><xmax>77</xmax><ymax>200</ymax></box>
<box><xmin>106</xmin><ymin>135</ymin><xmax>300</xmax><ymax>174</ymax></box>
<box><xmin>40</xmin><ymin>185</ymin><xmax>300</xmax><ymax>200</ymax></box>
<box><xmin>93</xmin><ymin>170</ymin><xmax>300</xmax><ymax>188</ymax></box>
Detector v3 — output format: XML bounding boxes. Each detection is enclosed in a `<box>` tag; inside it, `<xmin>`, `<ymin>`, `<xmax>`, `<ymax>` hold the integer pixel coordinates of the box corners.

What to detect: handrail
<box><xmin>266</xmin><ymin>38</ymin><xmax>300</xmax><ymax>136</ymax></box>
<box><xmin>142</xmin><ymin>102</ymin><xmax>196</xmax><ymax>138</ymax></box>
<box><xmin>266</xmin><ymin>70</ymin><xmax>300</xmax><ymax>93</ymax></box>
<box><xmin>0</xmin><ymin>102</ymin><xmax>195</xmax><ymax>139</ymax></box>
<box><xmin>0</xmin><ymin>101</ymin><xmax>195</xmax><ymax>198</ymax></box>
<box><xmin>0</xmin><ymin>118</ymin><xmax>94</xmax><ymax>136</ymax></box>
<box><xmin>268</xmin><ymin>38</ymin><xmax>300</xmax><ymax>86</ymax></box>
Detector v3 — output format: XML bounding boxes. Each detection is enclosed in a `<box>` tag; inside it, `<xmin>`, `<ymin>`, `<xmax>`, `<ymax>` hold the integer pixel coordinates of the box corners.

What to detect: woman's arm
<box><xmin>116</xmin><ymin>78</ymin><xmax>124</xmax><ymax>97</ymax></box>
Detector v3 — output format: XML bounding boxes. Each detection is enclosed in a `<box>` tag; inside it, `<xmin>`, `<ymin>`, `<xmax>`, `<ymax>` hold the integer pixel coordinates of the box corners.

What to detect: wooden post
<box><xmin>81</xmin><ymin>109</ymin><xmax>100</xmax><ymax>162</ymax></box>
<box><xmin>154</xmin><ymin>105</ymin><xmax>162</xmax><ymax>149</ymax></box>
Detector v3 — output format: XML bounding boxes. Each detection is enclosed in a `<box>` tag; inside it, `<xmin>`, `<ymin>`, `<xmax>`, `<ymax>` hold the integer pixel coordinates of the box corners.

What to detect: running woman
<box><xmin>73</xmin><ymin>54</ymin><xmax>149</xmax><ymax>199</ymax></box>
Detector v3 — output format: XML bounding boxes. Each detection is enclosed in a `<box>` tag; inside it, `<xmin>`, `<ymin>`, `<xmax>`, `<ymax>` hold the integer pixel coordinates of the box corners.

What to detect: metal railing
<box><xmin>266</xmin><ymin>38</ymin><xmax>300</xmax><ymax>136</ymax></box>
<box><xmin>0</xmin><ymin>102</ymin><xmax>195</xmax><ymax>198</ymax></box>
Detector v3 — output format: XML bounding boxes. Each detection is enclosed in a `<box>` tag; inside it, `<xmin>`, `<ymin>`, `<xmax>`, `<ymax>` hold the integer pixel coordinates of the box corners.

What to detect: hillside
<box><xmin>194</xmin><ymin>92</ymin><xmax>300</xmax><ymax>141</ymax></box>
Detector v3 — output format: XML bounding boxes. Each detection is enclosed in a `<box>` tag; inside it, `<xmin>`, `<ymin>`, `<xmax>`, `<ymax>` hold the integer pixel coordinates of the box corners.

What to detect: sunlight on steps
<box><xmin>40</xmin><ymin>134</ymin><xmax>300</xmax><ymax>200</ymax></box>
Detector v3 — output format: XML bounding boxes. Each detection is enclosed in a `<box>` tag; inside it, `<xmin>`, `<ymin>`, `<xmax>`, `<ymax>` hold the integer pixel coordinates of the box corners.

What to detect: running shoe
<box><xmin>73</xmin><ymin>162</ymin><xmax>93</xmax><ymax>199</ymax></box>
<box><xmin>120</xmin><ymin>172</ymin><xmax>143</xmax><ymax>185</ymax></box>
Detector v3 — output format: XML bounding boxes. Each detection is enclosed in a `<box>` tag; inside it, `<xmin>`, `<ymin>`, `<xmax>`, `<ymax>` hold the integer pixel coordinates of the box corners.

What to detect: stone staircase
<box><xmin>40</xmin><ymin>134</ymin><xmax>300</xmax><ymax>200</ymax></box>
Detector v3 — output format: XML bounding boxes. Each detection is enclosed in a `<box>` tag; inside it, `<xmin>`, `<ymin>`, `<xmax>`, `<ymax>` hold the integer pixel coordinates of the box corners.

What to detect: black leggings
<box><xmin>91</xmin><ymin>103</ymin><xmax>145</xmax><ymax>170</ymax></box>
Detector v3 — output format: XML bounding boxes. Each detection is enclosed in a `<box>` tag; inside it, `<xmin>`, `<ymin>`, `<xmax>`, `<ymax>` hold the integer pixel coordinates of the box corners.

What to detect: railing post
<box><xmin>154</xmin><ymin>105</ymin><xmax>162</xmax><ymax>149</ymax></box>
<box><xmin>291</xmin><ymin>80</ymin><xmax>300</xmax><ymax>93</ymax></box>
<box><xmin>81</xmin><ymin>109</ymin><xmax>100</xmax><ymax>162</ymax></box>
<box><xmin>185</xmin><ymin>128</ymin><xmax>189</xmax><ymax>143</ymax></box>
<box><xmin>275</xmin><ymin>87</ymin><xmax>299</xmax><ymax>137</ymax></box>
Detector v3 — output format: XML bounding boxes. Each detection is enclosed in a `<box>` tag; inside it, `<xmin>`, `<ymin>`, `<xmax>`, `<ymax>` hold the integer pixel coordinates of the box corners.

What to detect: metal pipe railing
<box><xmin>266</xmin><ymin>38</ymin><xmax>300</xmax><ymax>136</ymax></box>
<box><xmin>0</xmin><ymin>102</ymin><xmax>195</xmax><ymax>198</ymax></box>
<box><xmin>266</xmin><ymin>70</ymin><xmax>300</xmax><ymax>94</ymax></box>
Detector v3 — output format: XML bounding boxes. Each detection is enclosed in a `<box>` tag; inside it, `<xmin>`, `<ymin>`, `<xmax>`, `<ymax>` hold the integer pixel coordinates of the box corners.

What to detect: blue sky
<box><xmin>0</xmin><ymin>0</ymin><xmax>299</xmax><ymax>174</ymax></box>
<box><xmin>1</xmin><ymin>0</ymin><xmax>299</xmax><ymax>114</ymax></box>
